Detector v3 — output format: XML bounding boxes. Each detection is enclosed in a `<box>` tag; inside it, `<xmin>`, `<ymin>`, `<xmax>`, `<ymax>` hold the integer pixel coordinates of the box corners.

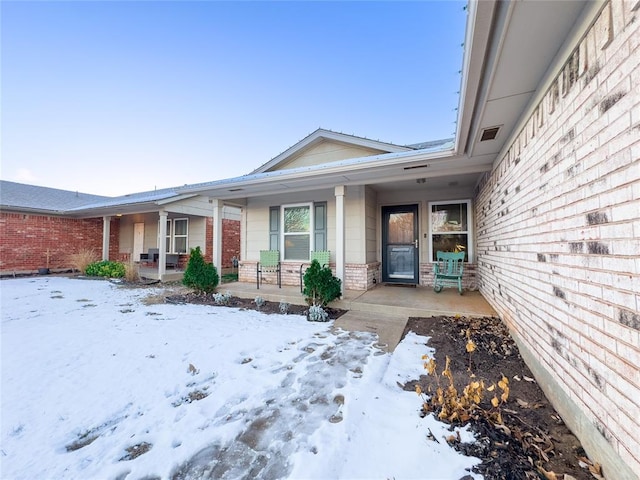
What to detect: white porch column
<box><xmin>102</xmin><ymin>216</ymin><xmax>111</xmax><ymax>261</ymax></box>
<box><xmin>158</xmin><ymin>211</ymin><xmax>167</xmax><ymax>277</ymax></box>
<box><xmin>335</xmin><ymin>185</ymin><xmax>346</xmax><ymax>294</ymax></box>
<box><xmin>211</xmin><ymin>198</ymin><xmax>223</xmax><ymax>269</ymax></box>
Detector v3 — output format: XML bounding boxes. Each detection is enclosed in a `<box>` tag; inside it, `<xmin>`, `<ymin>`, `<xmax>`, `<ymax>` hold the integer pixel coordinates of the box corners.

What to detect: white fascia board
<box><xmin>454</xmin><ymin>0</ymin><xmax>500</xmax><ymax>155</ymax></box>
<box><xmin>155</xmin><ymin>194</ymin><xmax>199</xmax><ymax>206</ymax></box>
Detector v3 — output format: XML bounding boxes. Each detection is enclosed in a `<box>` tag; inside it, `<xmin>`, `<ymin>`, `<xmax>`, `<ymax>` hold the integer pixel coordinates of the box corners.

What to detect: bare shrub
<box><xmin>67</xmin><ymin>249</ymin><xmax>99</xmax><ymax>274</ymax></box>
<box><xmin>124</xmin><ymin>258</ymin><xmax>139</xmax><ymax>282</ymax></box>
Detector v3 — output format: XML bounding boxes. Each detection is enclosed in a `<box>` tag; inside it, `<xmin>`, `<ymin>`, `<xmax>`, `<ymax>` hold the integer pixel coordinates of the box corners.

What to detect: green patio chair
<box><xmin>300</xmin><ymin>251</ymin><xmax>331</xmax><ymax>293</ymax></box>
<box><xmin>257</xmin><ymin>250</ymin><xmax>281</xmax><ymax>289</ymax></box>
<box><xmin>433</xmin><ymin>251</ymin><xmax>465</xmax><ymax>294</ymax></box>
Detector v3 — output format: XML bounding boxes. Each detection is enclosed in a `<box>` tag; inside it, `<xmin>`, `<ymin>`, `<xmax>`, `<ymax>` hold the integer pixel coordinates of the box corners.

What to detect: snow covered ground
<box><xmin>1</xmin><ymin>277</ymin><xmax>481</xmax><ymax>480</ymax></box>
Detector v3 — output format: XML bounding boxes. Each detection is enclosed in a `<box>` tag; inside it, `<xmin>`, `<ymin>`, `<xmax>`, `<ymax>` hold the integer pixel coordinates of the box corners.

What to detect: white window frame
<box><xmin>173</xmin><ymin>218</ymin><xmax>189</xmax><ymax>254</ymax></box>
<box><xmin>163</xmin><ymin>219</ymin><xmax>172</xmax><ymax>254</ymax></box>
<box><xmin>428</xmin><ymin>199</ymin><xmax>473</xmax><ymax>263</ymax></box>
<box><xmin>281</xmin><ymin>203</ymin><xmax>314</xmax><ymax>261</ymax></box>
<box><xmin>159</xmin><ymin>218</ymin><xmax>189</xmax><ymax>254</ymax></box>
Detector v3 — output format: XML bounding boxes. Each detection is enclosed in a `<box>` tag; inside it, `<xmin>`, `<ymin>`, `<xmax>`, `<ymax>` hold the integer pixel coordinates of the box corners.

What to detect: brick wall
<box><xmin>0</xmin><ymin>212</ymin><xmax>119</xmax><ymax>273</ymax></box>
<box><xmin>420</xmin><ymin>262</ymin><xmax>477</xmax><ymax>290</ymax></box>
<box><xmin>222</xmin><ymin>218</ymin><xmax>240</xmax><ymax>268</ymax></box>
<box><xmin>475</xmin><ymin>2</ymin><xmax>639</xmax><ymax>477</ymax></box>
<box><xmin>0</xmin><ymin>213</ymin><xmax>238</xmax><ymax>275</ymax></box>
<box><xmin>204</xmin><ymin>217</ymin><xmax>240</xmax><ymax>268</ymax></box>
<box><xmin>344</xmin><ymin>262</ymin><xmax>380</xmax><ymax>290</ymax></box>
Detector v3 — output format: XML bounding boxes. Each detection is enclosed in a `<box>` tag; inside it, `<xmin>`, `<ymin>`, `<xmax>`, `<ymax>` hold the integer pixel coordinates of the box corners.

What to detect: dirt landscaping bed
<box><xmin>402</xmin><ymin>315</ymin><xmax>602</xmax><ymax>480</ymax></box>
<box><xmin>163</xmin><ymin>291</ymin><xmax>347</xmax><ymax>320</ymax></box>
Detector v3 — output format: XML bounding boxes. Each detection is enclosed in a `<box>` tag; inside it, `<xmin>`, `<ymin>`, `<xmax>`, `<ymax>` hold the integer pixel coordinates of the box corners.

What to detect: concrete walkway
<box><xmin>218</xmin><ymin>282</ymin><xmax>497</xmax><ymax>352</ymax></box>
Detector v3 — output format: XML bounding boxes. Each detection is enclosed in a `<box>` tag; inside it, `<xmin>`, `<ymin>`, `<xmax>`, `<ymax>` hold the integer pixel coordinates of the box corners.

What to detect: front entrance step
<box><xmin>333</xmin><ymin>310</ymin><xmax>408</xmax><ymax>353</ymax></box>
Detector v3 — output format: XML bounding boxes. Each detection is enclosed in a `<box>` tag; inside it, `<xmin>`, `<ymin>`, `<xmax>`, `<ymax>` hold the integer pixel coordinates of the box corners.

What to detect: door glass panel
<box><xmin>388</xmin><ymin>212</ymin><xmax>414</xmax><ymax>243</ymax></box>
<box><xmin>386</xmin><ymin>246</ymin><xmax>414</xmax><ymax>279</ymax></box>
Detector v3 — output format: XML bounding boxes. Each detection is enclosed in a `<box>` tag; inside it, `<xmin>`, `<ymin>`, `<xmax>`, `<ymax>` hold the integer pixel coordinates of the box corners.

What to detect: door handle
<box><xmin>414</xmin><ymin>239</ymin><xmax>419</xmax><ymax>248</ymax></box>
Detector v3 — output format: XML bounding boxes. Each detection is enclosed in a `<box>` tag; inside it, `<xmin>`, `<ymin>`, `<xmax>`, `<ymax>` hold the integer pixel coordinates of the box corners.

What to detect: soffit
<box><xmin>465</xmin><ymin>1</ymin><xmax>588</xmax><ymax>159</ymax></box>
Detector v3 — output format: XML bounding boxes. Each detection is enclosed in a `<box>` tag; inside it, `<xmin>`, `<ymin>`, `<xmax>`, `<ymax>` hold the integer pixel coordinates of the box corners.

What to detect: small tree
<box><xmin>303</xmin><ymin>259</ymin><xmax>341</xmax><ymax>307</ymax></box>
<box><xmin>182</xmin><ymin>246</ymin><xmax>219</xmax><ymax>294</ymax></box>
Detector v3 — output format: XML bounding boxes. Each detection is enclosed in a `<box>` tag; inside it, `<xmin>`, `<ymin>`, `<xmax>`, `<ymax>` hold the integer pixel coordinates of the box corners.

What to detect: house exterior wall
<box><xmin>365</xmin><ymin>186</ymin><xmax>378</xmax><ymax>264</ymax></box>
<box><xmin>242</xmin><ymin>190</ymin><xmax>335</xmax><ymax>261</ymax></box>
<box><xmin>345</xmin><ymin>186</ymin><xmax>366</xmax><ymax>265</ymax></box>
<box><xmin>475</xmin><ymin>2</ymin><xmax>639</xmax><ymax>477</ymax></box>
<box><xmin>165</xmin><ymin>195</ymin><xmax>213</xmax><ymax>217</ymax></box>
<box><xmin>0</xmin><ymin>212</ymin><xmax>118</xmax><ymax>274</ymax></box>
<box><xmin>271</xmin><ymin>141</ymin><xmax>388</xmax><ymax>171</ymax></box>
<box><xmin>239</xmin><ymin>189</ymin><xmax>380</xmax><ymax>287</ymax></box>
<box><xmin>377</xmin><ymin>187</ymin><xmax>477</xmax><ymax>288</ymax></box>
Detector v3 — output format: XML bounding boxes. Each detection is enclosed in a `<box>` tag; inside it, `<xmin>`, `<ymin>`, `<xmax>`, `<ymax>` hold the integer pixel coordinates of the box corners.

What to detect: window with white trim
<box><xmin>164</xmin><ymin>219</ymin><xmax>171</xmax><ymax>254</ymax></box>
<box><xmin>161</xmin><ymin>218</ymin><xmax>189</xmax><ymax>254</ymax></box>
<box><xmin>283</xmin><ymin>204</ymin><xmax>312</xmax><ymax>261</ymax></box>
<box><xmin>173</xmin><ymin>218</ymin><xmax>188</xmax><ymax>254</ymax></box>
<box><xmin>269</xmin><ymin>202</ymin><xmax>326</xmax><ymax>261</ymax></box>
<box><xmin>428</xmin><ymin>200</ymin><xmax>472</xmax><ymax>262</ymax></box>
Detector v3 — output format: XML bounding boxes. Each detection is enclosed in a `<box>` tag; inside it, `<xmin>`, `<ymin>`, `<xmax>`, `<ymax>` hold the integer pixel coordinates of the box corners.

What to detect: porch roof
<box><xmin>64</xmin><ymin>187</ymin><xmax>198</xmax><ymax>216</ymax></box>
<box><xmin>176</xmin><ymin>138</ymin><xmax>493</xmax><ymax>201</ymax></box>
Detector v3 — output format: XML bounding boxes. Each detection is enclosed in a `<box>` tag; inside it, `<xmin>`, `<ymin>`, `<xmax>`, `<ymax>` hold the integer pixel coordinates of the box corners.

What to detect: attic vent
<box><xmin>228</xmin><ymin>188</ymin><xmax>243</xmax><ymax>192</ymax></box>
<box><xmin>403</xmin><ymin>164</ymin><xmax>429</xmax><ymax>171</ymax></box>
<box><xmin>480</xmin><ymin>126</ymin><xmax>501</xmax><ymax>141</ymax></box>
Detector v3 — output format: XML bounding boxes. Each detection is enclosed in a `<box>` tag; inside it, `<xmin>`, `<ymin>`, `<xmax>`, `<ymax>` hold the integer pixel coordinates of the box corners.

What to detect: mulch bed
<box><xmin>164</xmin><ymin>291</ymin><xmax>347</xmax><ymax>320</ymax></box>
<box><xmin>402</xmin><ymin>316</ymin><xmax>602</xmax><ymax>480</ymax></box>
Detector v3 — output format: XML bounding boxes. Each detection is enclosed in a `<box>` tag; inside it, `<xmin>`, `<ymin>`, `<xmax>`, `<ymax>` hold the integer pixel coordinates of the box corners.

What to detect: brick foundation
<box><xmin>420</xmin><ymin>262</ymin><xmax>478</xmax><ymax>290</ymax></box>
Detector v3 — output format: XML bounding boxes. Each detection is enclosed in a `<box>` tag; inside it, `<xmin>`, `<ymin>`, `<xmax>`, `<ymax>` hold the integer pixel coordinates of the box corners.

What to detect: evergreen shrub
<box><xmin>182</xmin><ymin>246</ymin><xmax>219</xmax><ymax>293</ymax></box>
<box><xmin>303</xmin><ymin>259</ymin><xmax>341</xmax><ymax>307</ymax></box>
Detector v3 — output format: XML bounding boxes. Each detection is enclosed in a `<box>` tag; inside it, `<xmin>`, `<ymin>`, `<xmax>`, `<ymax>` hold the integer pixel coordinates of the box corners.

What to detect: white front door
<box><xmin>133</xmin><ymin>223</ymin><xmax>144</xmax><ymax>262</ymax></box>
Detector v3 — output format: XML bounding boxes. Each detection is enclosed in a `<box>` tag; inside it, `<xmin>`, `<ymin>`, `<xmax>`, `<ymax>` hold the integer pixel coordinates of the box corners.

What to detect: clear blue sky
<box><xmin>1</xmin><ymin>1</ymin><xmax>467</xmax><ymax>197</ymax></box>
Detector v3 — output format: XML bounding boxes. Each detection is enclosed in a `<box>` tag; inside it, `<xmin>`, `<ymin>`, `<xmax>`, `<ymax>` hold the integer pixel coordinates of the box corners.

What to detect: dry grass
<box><xmin>67</xmin><ymin>249</ymin><xmax>100</xmax><ymax>274</ymax></box>
<box><xmin>123</xmin><ymin>259</ymin><xmax>139</xmax><ymax>282</ymax></box>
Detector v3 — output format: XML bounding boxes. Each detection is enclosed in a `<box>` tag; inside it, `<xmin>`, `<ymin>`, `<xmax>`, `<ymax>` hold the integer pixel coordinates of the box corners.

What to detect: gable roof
<box><xmin>251</xmin><ymin>128</ymin><xmax>420</xmax><ymax>174</ymax></box>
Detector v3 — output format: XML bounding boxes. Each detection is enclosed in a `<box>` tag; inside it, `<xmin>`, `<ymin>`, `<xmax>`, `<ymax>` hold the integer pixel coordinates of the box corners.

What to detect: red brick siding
<box><xmin>197</xmin><ymin>217</ymin><xmax>239</xmax><ymax>268</ymax></box>
<box><xmin>0</xmin><ymin>212</ymin><xmax>120</xmax><ymax>273</ymax></box>
<box><xmin>222</xmin><ymin>218</ymin><xmax>240</xmax><ymax>268</ymax></box>
<box><xmin>205</xmin><ymin>217</ymin><xmax>214</xmax><ymax>264</ymax></box>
